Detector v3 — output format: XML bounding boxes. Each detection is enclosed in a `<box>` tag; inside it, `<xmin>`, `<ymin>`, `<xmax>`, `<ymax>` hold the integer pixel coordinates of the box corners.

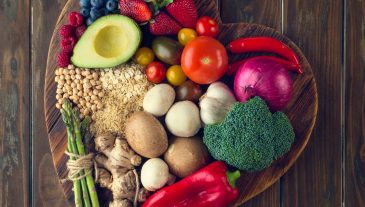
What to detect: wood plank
<box><xmin>219</xmin><ymin>1</ymin><xmax>282</xmax><ymax>207</ymax></box>
<box><xmin>0</xmin><ymin>0</ymin><xmax>31</xmax><ymax>206</ymax></box>
<box><xmin>345</xmin><ymin>0</ymin><xmax>365</xmax><ymax>206</ymax></box>
<box><xmin>281</xmin><ymin>0</ymin><xmax>343</xmax><ymax>206</ymax></box>
<box><xmin>31</xmin><ymin>0</ymin><xmax>69</xmax><ymax>206</ymax></box>
<box><xmin>219</xmin><ymin>0</ymin><xmax>282</xmax><ymax>30</ymax></box>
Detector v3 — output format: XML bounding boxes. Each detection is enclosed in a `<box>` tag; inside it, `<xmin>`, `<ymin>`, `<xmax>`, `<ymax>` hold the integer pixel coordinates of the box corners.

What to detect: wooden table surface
<box><xmin>0</xmin><ymin>0</ymin><xmax>364</xmax><ymax>206</ymax></box>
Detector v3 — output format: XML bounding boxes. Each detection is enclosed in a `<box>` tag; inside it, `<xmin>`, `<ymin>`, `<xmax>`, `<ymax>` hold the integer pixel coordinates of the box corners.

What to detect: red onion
<box><xmin>233</xmin><ymin>57</ymin><xmax>293</xmax><ymax>111</ymax></box>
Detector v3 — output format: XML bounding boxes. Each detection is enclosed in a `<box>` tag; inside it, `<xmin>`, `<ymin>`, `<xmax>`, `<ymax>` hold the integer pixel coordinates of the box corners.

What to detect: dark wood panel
<box><xmin>31</xmin><ymin>0</ymin><xmax>69</xmax><ymax>206</ymax></box>
<box><xmin>219</xmin><ymin>0</ymin><xmax>282</xmax><ymax>30</ymax></box>
<box><xmin>220</xmin><ymin>1</ymin><xmax>282</xmax><ymax>207</ymax></box>
<box><xmin>0</xmin><ymin>0</ymin><xmax>30</xmax><ymax>206</ymax></box>
<box><xmin>345</xmin><ymin>0</ymin><xmax>365</xmax><ymax>206</ymax></box>
<box><xmin>281</xmin><ymin>0</ymin><xmax>343</xmax><ymax>206</ymax></box>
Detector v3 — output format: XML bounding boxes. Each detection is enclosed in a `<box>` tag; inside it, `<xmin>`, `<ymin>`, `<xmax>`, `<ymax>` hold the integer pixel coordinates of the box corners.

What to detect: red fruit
<box><xmin>75</xmin><ymin>25</ymin><xmax>87</xmax><ymax>38</ymax></box>
<box><xmin>149</xmin><ymin>12</ymin><xmax>182</xmax><ymax>35</ymax></box>
<box><xmin>166</xmin><ymin>0</ymin><xmax>197</xmax><ymax>28</ymax></box>
<box><xmin>61</xmin><ymin>37</ymin><xmax>77</xmax><ymax>53</ymax></box>
<box><xmin>119</xmin><ymin>0</ymin><xmax>152</xmax><ymax>23</ymax></box>
<box><xmin>69</xmin><ymin>11</ymin><xmax>84</xmax><ymax>27</ymax></box>
<box><xmin>57</xmin><ymin>51</ymin><xmax>71</xmax><ymax>67</ymax></box>
<box><xmin>59</xmin><ymin>24</ymin><xmax>75</xmax><ymax>39</ymax></box>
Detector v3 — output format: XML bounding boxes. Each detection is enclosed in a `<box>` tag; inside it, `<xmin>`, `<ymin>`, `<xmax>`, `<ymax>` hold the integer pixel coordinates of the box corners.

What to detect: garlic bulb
<box><xmin>199</xmin><ymin>82</ymin><xmax>236</xmax><ymax>125</ymax></box>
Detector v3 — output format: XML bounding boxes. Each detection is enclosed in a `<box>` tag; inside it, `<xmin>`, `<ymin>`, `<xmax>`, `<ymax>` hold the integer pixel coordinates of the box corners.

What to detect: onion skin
<box><xmin>233</xmin><ymin>57</ymin><xmax>293</xmax><ymax>111</ymax></box>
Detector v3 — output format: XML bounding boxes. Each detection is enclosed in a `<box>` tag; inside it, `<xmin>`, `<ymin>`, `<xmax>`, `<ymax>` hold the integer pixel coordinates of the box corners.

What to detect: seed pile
<box><xmin>55</xmin><ymin>65</ymin><xmax>104</xmax><ymax>119</ymax></box>
<box><xmin>90</xmin><ymin>62</ymin><xmax>153</xmax><ymax>136</ymax></box>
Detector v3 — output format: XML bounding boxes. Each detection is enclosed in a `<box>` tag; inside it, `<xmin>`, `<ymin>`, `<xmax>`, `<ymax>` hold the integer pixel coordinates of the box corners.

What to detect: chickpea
<box><xmin>96</xmin><ymin>85</ymin><xmax>102</xmax><ymax>90</ymax></box>
<box><xmin>71</xmin><ymin>82</ymin><xmax>77</xmax><ymax>88</ymax></box>
<box><xmin>75</xmin><ymin>68</ymin><xmax>81</xmax><ymax>74</ymax></box>
<box><xmin>78</xmin><ymin>91</ymin><xmax>83</xmax><ymax>97</ymax></box>
<box><xmin>91</xmin><ymin>95</ymin><xmax>97</xmax><ymax>100</ymax></box>
<box><xmin>80</xmin><ymin>108</ymin><xmax>85</xmax><ymax>114</ymax></box>
<box><xmin>56</xmin><ymin>103</ymin><xmax>62</xmax><ymax>109</ymax></box>
<box><xmin>84</xmin><ymin>70</ymin><xmax>90</xmax><ymax>76</ymax></box>
<box><xmin>84</xmin><ymin>83</ymin><xmax>92</xmax><ymax>89</ymax></box>
<box><xmin>56</xmin><ymin>88</ymin><xmax>63</xmax><ymax>94</ymax></box>
<box><xmin>76</xmin><ymin>74</ymin><xmax>82</xmax><ymax>80</ymax></box>
<box><xmin>62</xmin><ymin>87</ymin><xmax>68</xmax><ymax>93</ymax></box>
<box><xmin>91</xmin><ymin>104</ymin><xmax>97</xmax><ymax>112</ymax></box>
<box><xmin>68</xmin><ymin>65</ymin><xmax>75</xmax><ymax>70</ymax></box>
<box><xmin>71</xmin><ymin>74</ymin><xmax>76</xmax><ymax>80</ymax></box>
<box><xmin>73</xmin><ymin>88</ymin><xmax>78</xmax><ymax>95</ymax></box>
<box><xmin>89</xmin><ymin>92</ymin><xmax>94</xmax><ymax>97</ymax></box>
<box><xmin>92</xmin><ymin>72</ymin><xmax>98</xmax><ymax>80</ymax></box>
<box><xmin>55</xmin><ymin>76</ymin><xmax>59</xmax><ymax>82</ymax></box>
<box><xmin>90</xmin><ymin>79</ymin><xmax>96</xmax><ymax>86</ymax></box>
<box><xmin>84</xmin><ymin>87</ymin><xmax>90</xmax><ymax>93</ymax></box>
<box><xmin>92</xmin><ymin>114</ymin><xmax>96</xmax><ymax>121</ymax></box>
<box><xmin>65</xmin><ymin>74</ymin><xmax>70</xmax><ymax>80</ymax></box>
<box><xmin>69</xmin><ymin>69</ymin><xmax>75</xmax><ymax>75</ymax></box>
<box><xmin>56</xmin><ymin>94</ymin><xmax>62</xmax><ymax>100</ymax></box>
<box><xmin>60</xmin><ymin>75</ymin><xmax>65</xmax><ymax>80</ymax></box>
<box><xmin>86</xmin><ymin>102</ymin><xmax>91</xmax><ymax>108</ymax></box>
<box><xmin>84</xmin><ymin>109</ymin><xmax>90</xmax><ymax>115</ymax></box>
<box><xmin>98</xmin><ymin>91</ymin><xmax>104</xmax><ymax>97</ymax></box>
<box><xmin>79</xmin><ymin>99</ymin><xmax>85</xmax><ymax>106</ymax></box>
<box><xmin>66</xmin><ymin>85</ymin><xmax>72</xmax><ymax>92</ymax></box>
<box><xmin>85</xmin><ymin>96</ymin><xmax>91</xmax><ymax>102</ymax></box>
<box><xmin>93</xmin><ymin>89</ymin><xmax>99</xmax><ymax>95</ymax></box>
<box><xmin>63</xmin><ymin>93</ymin><xmax>69</xmax><ymax>98</ymax></box>
<box><xmin>77</xmin><ymin>84</ymin><xmax>82</xmax><ymax>90</ymax></box>
<box><xmin>66</xmin><ymin>80</ymin><xmax>72</xmax><ymax>85</ymax></box>
<box><xmin>97</xmin><ymin>102</ymin><xmax>103</xmax><ymax>109</ymax></box>
<box><xmin>63</xmin><ymin>69</ymin><xmax>69</xmax><ymax>75</ymax></box>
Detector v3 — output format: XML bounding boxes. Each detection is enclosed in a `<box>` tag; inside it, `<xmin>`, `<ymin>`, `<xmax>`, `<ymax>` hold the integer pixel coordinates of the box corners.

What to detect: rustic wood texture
<box><xmin>281</xmin><ymin>0</ymin><xmax>343</xmax><ymax>206</ymax></box>
<box><xmin>0</xmin><ymin>0</ymin><xmax>363</xmax><ymax>207</ymax></box>
<box><xmin>345</xmin><ymin>0</ymin><xmax>365</xmax><ymax>206</ymax></box>
<box><xmin>31</xmin><ymin>0</ymin><xmax>69</xmax><ymax>206</ymax></box>
<box><xmin>0</xmin><ymin>0</ymin><xmax>30</xmax><ymax>206</ymax></box>
<box><xmin>44</xmin><ymin>0</ymin><xmax>317</xmax><ymax>206</ymax></box>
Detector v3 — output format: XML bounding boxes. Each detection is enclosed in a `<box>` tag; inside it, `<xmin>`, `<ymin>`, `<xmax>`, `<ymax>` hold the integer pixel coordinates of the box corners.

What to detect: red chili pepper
<box><xmin>227</xmin><ymin>56</ymin><xmax>301</xmax><ymax>76</ymax></box>
<box><xmin>142</xmin><ymin>161</ymin><xmax>241</xmax><ymax>207</ymax></box>
<box><xmin>228</xmin><ymin>37</ymin><xmax>302</xmax><ymax>74</ymax></box>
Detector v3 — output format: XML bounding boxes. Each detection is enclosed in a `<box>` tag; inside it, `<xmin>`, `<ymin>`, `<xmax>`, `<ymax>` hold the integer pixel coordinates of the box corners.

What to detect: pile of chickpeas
<box><xmin>55</xmin><ymin>65</ymin><xmax>104</xmax><ymax>119</ymax></box>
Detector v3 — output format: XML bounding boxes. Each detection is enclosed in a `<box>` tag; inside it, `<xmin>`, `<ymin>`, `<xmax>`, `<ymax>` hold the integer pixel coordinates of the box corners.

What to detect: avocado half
<box><xmin>71</xmin><ymin>15</ymin><xmax>141</xmax><ymax>68</ymax></box>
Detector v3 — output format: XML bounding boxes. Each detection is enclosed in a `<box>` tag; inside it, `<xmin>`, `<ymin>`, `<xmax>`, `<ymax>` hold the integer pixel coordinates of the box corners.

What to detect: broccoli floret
<box><xmin>272</xmin><ymin>112</ymin><xmax>295</xmax><ymax>159</ymax></box>
<box><xmin>203</xmin><ymin>97</ymin><xmax>295</xmax><ymax>172</ymax></box>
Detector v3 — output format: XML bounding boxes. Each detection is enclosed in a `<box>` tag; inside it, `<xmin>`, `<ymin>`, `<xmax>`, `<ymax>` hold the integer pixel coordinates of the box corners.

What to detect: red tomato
<box><xmin>181</xmin><ymin>36</ymin><xmax>228</xmax><ymax>84</ymax></box>
<box><xmin>146</xmin><ymin>61</ymin><xmax>166</xmax><ymax>83</ymax></box>
<box><xmin>196</xmin><ymin>16</ymin><xmax>219</xmax><ymax>37</ymax></box>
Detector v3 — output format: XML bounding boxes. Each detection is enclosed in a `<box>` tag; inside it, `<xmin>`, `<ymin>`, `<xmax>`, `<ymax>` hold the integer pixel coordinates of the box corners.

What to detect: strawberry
<box><xmin>119</xmin><ymin>0</ymin><xmax>152</xmax><ymax>23</ymax></box>
<box><xmin>149</xmin><ymin>11</ymin><xmax>182</xmax><ymax>35</ymax></box>
<box><xmin>165</xmin><ymin>0</ymin><xmax>197</xmax><ymax>28</ymax></box>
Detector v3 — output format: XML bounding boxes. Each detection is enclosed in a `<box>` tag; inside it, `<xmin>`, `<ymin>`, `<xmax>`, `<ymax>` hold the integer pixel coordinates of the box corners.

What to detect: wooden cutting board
<box><xmin>45</xmin><ymin>0</ymin><xmax>318</xmax><ymax>206</ymax></box>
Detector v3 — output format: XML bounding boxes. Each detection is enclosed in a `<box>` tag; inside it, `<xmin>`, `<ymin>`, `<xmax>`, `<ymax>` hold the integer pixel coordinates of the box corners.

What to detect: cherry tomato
<box><xmin>146</xmin><ymin>61</ymin><xmax>166</xmax><ymax>83</ymax></box>
<box><xmin>166</xmin><ymin>65</ymin><xmax>187</xmax><ymax>86</ymax></box>
<box><xmin>196</xmin><ymin>16</ymin><xmax>219</xmax><ymax>37</ymax></box>
<box><xmin>181</xmin><ymin>36</ymin><xmax>228</xmax><ymax>84</ymax></box>
<box><xmin>176</xmin><ymin>80</ymin><xmax>203</xmax><ymax>102</ymax></box>
<box><xmin>178</xmin><ymin>28</ymin><xmax>198</xmax><ymax>46</ymax></box>
<box><xmin>134</xmin><ymin>47</ymin><xmax>155</xmax><ymax>66</ymax></box>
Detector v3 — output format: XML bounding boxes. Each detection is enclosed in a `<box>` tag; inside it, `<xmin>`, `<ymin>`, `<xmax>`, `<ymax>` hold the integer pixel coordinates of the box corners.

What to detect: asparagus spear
<box><xmin>72</xmin><ymin>108</ymin><xmax>100</xmax><ymax>207</ymax></box>
<box><xmin>61</xmin><ymin>103</ymin><xmax>84</xmax><ymax>207</ymax></box>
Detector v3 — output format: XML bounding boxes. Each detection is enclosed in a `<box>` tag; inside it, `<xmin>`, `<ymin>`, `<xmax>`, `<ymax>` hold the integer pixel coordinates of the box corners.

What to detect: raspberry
<box><xmin>57</xmin><ymin>51</ymin><xmax>71</xmax><ymax>67</ymax></box>
<box><xmin>75</xmin><ymin>25</ymin><xmax>87</xmax><ymax>38</ymax></box>
<box><xmin>69</xmin><ymin>11</ymin><xmax>84</xmax><ymax>27</ymax></box>
<box><xmin>59</xmin><ymin>24</ymin><xmax>75</xmax><ymax>39</ymax></box>
<box><xmin>61</xmin><ymin>37</ymin><xmax>77</xmax><ymax>53</ymax></box>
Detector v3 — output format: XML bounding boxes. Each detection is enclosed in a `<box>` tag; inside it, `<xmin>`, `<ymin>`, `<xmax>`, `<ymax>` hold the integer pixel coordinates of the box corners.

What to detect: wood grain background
<box><xmin>0</xmin><ymin>0</ymin><xmax>364</xmax><ymax>206</ymax></box>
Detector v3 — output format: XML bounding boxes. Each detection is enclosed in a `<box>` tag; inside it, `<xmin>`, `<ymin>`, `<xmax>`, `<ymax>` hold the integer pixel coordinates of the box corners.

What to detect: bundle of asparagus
<box><xmin>61</xmin><ymin>99</ymin><xmax>100</xmax><ymax>207</ymax></box>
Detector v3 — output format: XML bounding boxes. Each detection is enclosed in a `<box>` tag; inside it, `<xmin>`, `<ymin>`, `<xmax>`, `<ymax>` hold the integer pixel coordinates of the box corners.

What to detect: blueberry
<box><xmin>90</xmin><ymin>7</ymin><xmax>103</xmax><ymax>19</ymax></box>
<box><xmin>106</xmin><ymin>0</ymin><xmax>117</xmax><ymax>11</ymax></box>
<box><xmin>86</xmin><ymin>17</ymin><xmax>94</xmax><ymax>26</ymax></box>
<box><xmin>80</xmin><ymin>7</ymin><xmax>90</xmax><ymax>17</ymax></box>
<box><xmin>90</xmin><ymin>0</ymin><xmax>105</xmax><ymax>8</ymax></box>
<box><xmin>80</xmin><ymin>0</ymin><xmax>91</xmax><ymax>7</ymax></box>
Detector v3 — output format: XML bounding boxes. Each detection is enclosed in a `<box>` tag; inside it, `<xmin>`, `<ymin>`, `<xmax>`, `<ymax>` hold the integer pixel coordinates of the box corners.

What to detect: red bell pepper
<box><xmin>142</xmin><ymin>161</ymin><xmax>241</xmax><ymax>207</ymax></box>
<box><xmin>228</xmin><ymin>37</ymin><xmax>302</xmax><ymax>74</ymax></box>
<box><xmin>227</xmin><ymin>56</ymin><xmax>301</xmax><ymax>76</ymax></box>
